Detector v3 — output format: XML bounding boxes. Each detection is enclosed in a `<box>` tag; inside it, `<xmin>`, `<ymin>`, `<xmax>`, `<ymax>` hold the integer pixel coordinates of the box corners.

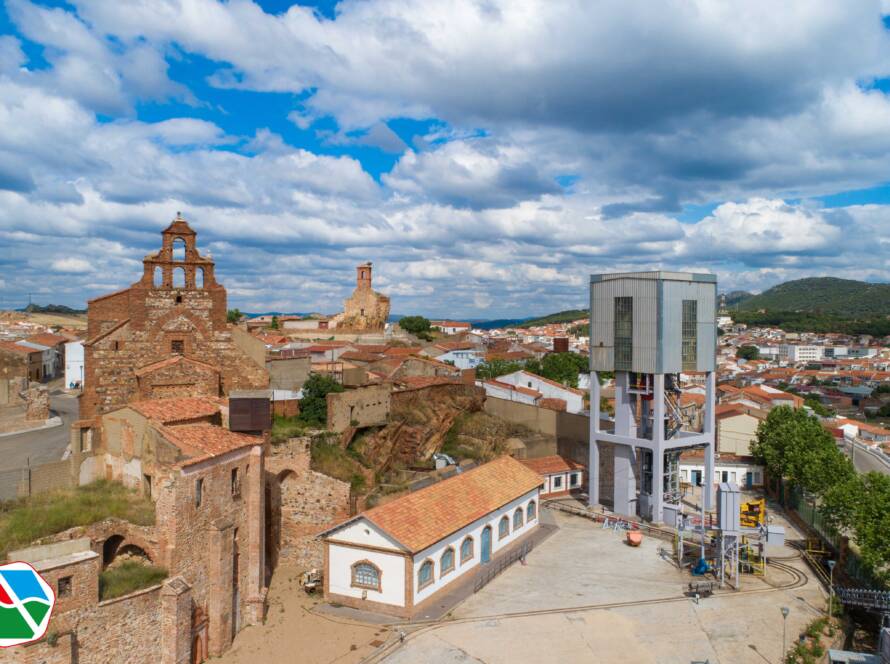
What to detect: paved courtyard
<box><xmin>381</xmin><ymin>506</ymin><xmax>827</xmax><ymax>664</ymax></box>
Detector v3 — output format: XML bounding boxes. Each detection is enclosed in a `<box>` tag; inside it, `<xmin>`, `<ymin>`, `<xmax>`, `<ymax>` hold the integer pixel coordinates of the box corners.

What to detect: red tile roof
<box><xmin>25</xmin><ymin>333</ymin><xmax>69</xmax><ymax>347</ymax></box>
<box><xmin>538</xmin><ymin>398</ymin><xmax>567</xmax><ymax>411</ymax></box>
<box><xmin>484</xmin><ymin>379</ymin><xmax>541</xmax><ymax>398</ymax></box>
<box><xmin>130</xmin><ymin>397</ymin><xmax>221</xmax><ymax>424</ymax></box>
<box><xmin>396</xmin><ymin>375</ymin><xmax>463</xmax><ymax>390</ymax></box>
<box><xmin>521</xmin><ymin>455</ymin><xmax>584</xmax><ymax>475</ymax></box>
<box><xmin>0</xmin><ymin>341</ymin><xmax>35</xmax><ymax>356</ymax></box>
<box><xmin>162</xmin><ymin>424</ymin><xmax>261</xmax><ymax>465</ymax></box>
<box><xmin>343</xmin><ymin>456</ymin><xmax>542</xmax><ymax>553</ymax></box>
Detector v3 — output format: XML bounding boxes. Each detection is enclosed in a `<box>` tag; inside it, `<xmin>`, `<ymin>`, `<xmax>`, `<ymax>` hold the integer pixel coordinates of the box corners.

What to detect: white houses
<box><xmin>430</xmin><ymin>321</ymin><xmax>472</xmax><ymax>335</ymax></box>
<box><xmin>321</xmin><ymin>456</ymin><xmax>542</xmax><ymax>618</ymax></box>
<box><xmin>497</xmin><ymin>370</ymin><xmax>586</xmax><ymax>414</ymax></box>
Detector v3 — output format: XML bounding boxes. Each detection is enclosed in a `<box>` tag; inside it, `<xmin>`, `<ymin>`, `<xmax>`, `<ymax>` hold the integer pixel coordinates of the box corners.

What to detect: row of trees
<box><xmin>751</xmin><ymin>406</ymin><xmax>890</xmax><ymax>584</ymax></box>
<box><xmin>475</xmin><ymin>352</ymin><xmax>588</xmax><ymax>387</ymax></box>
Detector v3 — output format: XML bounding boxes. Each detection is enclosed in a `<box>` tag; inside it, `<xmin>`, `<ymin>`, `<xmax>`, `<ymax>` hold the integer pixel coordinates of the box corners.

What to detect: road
<box><xmin>0</xmin><ymin>390</ymin><xmax>78</xmax><ymax>471</ymax></box>
<box><xmin>841</xmin><ymin>440</ymin><xmax>890</xmax><ymax>476</ymax></box>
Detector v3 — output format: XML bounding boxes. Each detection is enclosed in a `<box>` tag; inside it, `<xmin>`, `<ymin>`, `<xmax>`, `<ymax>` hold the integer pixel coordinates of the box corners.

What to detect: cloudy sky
<box><xmin>2</xmin><ymin>0</ymin><xmax>890</xmax><ymax>318</ymax></box>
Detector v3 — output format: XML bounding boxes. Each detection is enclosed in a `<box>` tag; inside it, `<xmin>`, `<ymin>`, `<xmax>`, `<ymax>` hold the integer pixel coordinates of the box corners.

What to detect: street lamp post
<box><xmin>781</xmin><ymin>606</ymin><xmax>790</xmax><ymax>664</ymax></box>
<box><xmin>827</xmin><ymin>560</ymin><xmax>836</xmax><ymax>620</ymax></box>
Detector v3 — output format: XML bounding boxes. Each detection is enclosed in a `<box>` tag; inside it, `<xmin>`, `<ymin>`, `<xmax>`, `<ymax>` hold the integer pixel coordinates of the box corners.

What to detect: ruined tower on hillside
<box><xmin>79</xmin><ymin>214</ymin><xmax>268</xmax><ymax>419</ymax></box>
<box><xmin>332</xmin><ymin>262</ymin><xmax>391</xmax><ymax>331</ymax></box>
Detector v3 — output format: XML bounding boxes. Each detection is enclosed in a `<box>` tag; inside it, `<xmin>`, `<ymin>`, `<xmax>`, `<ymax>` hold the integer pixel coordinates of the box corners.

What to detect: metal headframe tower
<box><xmin>588</xmin><ymin>271</ymin><xmax>717</xmax><ymax>523</ymax></box>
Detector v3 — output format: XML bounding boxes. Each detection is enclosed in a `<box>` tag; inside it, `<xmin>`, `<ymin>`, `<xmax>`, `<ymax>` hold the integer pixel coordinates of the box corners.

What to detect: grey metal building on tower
<box><xmin>588</xmin><ymin>271</ymin><xmax>717</xmax><ymax>523</ymax></box>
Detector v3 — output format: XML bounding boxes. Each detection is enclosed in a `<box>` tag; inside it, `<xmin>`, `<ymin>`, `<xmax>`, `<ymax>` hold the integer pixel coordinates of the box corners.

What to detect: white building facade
<box><xmin>497</xmin><ymin>370</ymin><xmax>585</xmax><ymax>414</ymax></box>
<box><xmin>65</xmin><ymin>340</ymin><xmax>84</xmax><ymax>388</ymax></box>
<box><xmin>322</xmin><ymin>456</ymin><xmax>542</xmax><ymax>618</ymax></box>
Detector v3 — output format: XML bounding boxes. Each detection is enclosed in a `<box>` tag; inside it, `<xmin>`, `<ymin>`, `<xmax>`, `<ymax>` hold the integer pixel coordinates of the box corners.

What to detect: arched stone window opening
<box><xmin>153</xmin><ymin>266</ymin><xmax>163</xmax><ymax>287</ymax></box>
<box><xmin>195</xmin><ymin>266</ymin><xmax>204</xmax><ymax>289</ymax></box>
<box><xmin>173</xmin><ymin>267</ymin><xmax>186</xmax><ymax>288</ymax></box>
<box><xmin>172</xmin><ymin>237</ymin><xmax>186</xmax><ymax>261</ymax></box>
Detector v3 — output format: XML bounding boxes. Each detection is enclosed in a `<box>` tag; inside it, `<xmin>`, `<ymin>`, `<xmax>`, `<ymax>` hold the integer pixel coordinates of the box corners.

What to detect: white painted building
<box><xmin>65</xmin><ymin>340</ymin><xmax>84</xmax><ymax>388</ymax></box>
<box><xmin>436</xmin><ymin>348</ymin><xmax>484</xmax><ymax>370</ymax></box>
<box><xmin>521</xmin><ymin>456</ymin><xmax>586</xmax><ymax>497</ymax></box>
<box><xmin>431</xmin><ymin>321</ymin><xmax>472</xmax><ymax>335</ymax></box>
<box><xmin>780</xmin><ymin>344</ymin><xmax>823</xmax><ymax>363</ymax></box>
<box><xmin>321</xmin><ymin>456</ymin><xmax>542</xmax><ymax>618</ymax></box>
<box><xmin>497</xmin><ymin>370</ymin><xmax>586</xmax><ymax>414</ymax></box>
<box><xmin>478</xmin><ymin>379</ymin><xmax>541</xmax><ymax>406</ymax></box>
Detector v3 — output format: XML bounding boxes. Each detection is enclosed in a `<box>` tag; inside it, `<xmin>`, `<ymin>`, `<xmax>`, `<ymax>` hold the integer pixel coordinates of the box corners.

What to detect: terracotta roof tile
<box><xmin>130</xmin><ymin>397</ymin><xmax>221</xmax><ymax>424</ymax></box>
<box><xmin>521</xmin><ymin>455</ymin><xmax>584</xmax><ymax>475</ymax></box>
<box><xmin>161</xmin><ymin>424</ymin><xmax>261</xmax><ymax>465</ymax></box>
<box><xmin>355</xmin><ymin>456</ymin><xmax>542</xmax><ymax>553</ymax></box>
<box><xmin>25</xmin><ymin>333</ymin><xmax>69</xmax><ymax>347</ymax></box>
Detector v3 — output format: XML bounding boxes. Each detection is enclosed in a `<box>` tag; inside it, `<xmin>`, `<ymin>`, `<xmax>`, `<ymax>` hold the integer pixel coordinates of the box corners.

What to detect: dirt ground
<box><xmin>216</xmin><ymin>566</ymin><xmax>390</xmax><ymax>664</ymax></box>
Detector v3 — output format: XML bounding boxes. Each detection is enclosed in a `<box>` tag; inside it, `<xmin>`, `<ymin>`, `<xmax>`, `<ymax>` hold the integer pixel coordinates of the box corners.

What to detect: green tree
<box><xmin>736</xmin><ymin>344</ymin><xmax>760</xmax><ymax>360</ymax></box>
<box><xmin>269</xmin><ymin>315</ymin><xmax>279</xmax><ymax>330</ymax></box>
<box><xmin>476</xmin><ymin>359</ymin><xmax>523</xmax><ymax>380</ymax></box>
<box><xmin>526</xmin><ymin>352</ymin><xmax>589</xmax><ymax>388</ymax></box>
<box><xmin>847</xmin><ymin>473</ymin><xmax>890</xmax><ymax>584</ymax></box>
<box><xmin>750</xmin><ymin>406</ymin><xmax>853</xmax><ymax>497</ymax></box>
<box><xmin>398</xmin><ymin>315</ymin><xmax>433</xmax><ymax>340</ymax></box>
<box><xmin>226</xmin><ymin>308</ymin><xmax>243</xmax><ymax>324</ymax></box>
<box><xmin>298</xmin><ymin>374</ymin><xmax>345</xmax><ymax>427</ymax></box>
<box><xmin>878</xmin><ymin>403</ymin><xmax>890</xmax><ymax>418</ymax></box>
<box><xmin>804</xmin><ymin>397</ymin><xmax>833</xmax><ymax>417</ymax></box>
<box><xmin>874</xmin><ymin>383</ymin><xmax>890</xmax><ymax>395</ymax></box>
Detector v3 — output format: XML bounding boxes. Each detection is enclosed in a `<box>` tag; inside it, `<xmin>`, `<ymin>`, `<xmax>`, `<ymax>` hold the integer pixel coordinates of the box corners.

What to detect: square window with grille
<box><xmin>58</xmin><ymin>576</ymin><xmax>72</xmax><ymax>598</ymax></box>
<box><xmin>613</xmin><ymin>296</ymin><xmax>633</xmax><ymax>371</ymax></box>
<box><xmin>171</xmin><ymin>339</ymin><xmax>185</xmax><ymax>355</ymax></box>
<box><xmin>681</xmin><ymin>300</ymin><xmax>698</xmax><ymax>371</ymax></box>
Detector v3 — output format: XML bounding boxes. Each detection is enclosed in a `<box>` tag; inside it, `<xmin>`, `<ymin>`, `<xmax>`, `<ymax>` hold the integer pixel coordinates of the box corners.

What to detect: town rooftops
<box><xmin>129</xmin><ymin>397</ymin><xmax>222</xmax><ymax>424</ymax></box>
<box><xmin>326</xmin><ymin>456</ymin><xmax>542</xmax><ymax>554</ymax></box>
<box><xmin>0</xmin><ymin>340</ymin><xmax>35</xmax><ymax>356</ymax></box>
<box><xmin>521</xmin><ymin>455</ymin><xmax>585</xmax><ymax>476</ymax></box>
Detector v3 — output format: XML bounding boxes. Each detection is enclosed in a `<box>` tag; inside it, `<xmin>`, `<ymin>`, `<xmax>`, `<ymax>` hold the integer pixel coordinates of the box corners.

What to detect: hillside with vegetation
<box><xmin>737</xmin><ymin>277</ymin><xmax>890</xmax><ymax>316</ymax></box>
<box><xmin>517</xmin><ymin>309</ymin><xmax>588</xmax><ymax>328</ymax></box>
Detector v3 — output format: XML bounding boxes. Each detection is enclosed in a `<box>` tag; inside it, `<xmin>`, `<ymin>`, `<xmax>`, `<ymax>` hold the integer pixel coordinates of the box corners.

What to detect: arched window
<box><xmin>527</xmin><ymin>500</ymin><xmax>537</xmax><ymax>522</ymax></box>
<box><xmin>172</xmin><ymin>237</ymin><xmax>186</xmax><ymax>261</ymax></box>
<box><xmin>172</xmin><ymin>267</ymin><xmax>186</xmax><ymax>288</ymax></box>
<box><xmin>195</xmin><ymin>266</ymin><xmax>204</xmax><ymax>289</ymax></box>
<box><xmin>440</xmin><ymin>547</ymin><xmax>455</xmax><ymax>576</ymax></box>
<box><xmin>513</xmin><ymin>507</ymin><xmax>524</xmax><ymax>530</ymax></box>
<box><xmin>498</xmin><ymin>515</ymin><xmax>509</xmax><ymax>540</ymax></box>
<box><xmin>153</xmin><ymin>266</ymin><xmax>163</xmax><ymax>287</ymax></box>
<box><xmin>418</xmin><ymin>560</ymin><xmax>434</xmax><ymax>590</ymax></box>
<box><xmin>351</xmin><ymin>561</ymin><xmax>381</xmax><ymax>591</ymax></box>
<box><xmin>460</xmin><ymin>536</ymin><xmax>473</xmax><ymax>564</ymax></box>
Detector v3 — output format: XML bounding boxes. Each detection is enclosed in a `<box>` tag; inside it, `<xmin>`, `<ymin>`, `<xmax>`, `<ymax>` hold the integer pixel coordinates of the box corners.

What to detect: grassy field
<box><xmin>99</xmin><ymin>561</ymin><xmax>168</xmax><ymax>600</ymax></box>
<box><xmin>0</xmin><ymin>481</ymin><xmax>155</xmax><ymax>557</ymax></box>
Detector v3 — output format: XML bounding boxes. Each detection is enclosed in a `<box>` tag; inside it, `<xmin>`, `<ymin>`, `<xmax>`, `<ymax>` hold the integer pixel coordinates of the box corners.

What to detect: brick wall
<box><xmin>266</xmin><ymin>438</ymin><xmax>351</xmax><ymax>571</ymax></box>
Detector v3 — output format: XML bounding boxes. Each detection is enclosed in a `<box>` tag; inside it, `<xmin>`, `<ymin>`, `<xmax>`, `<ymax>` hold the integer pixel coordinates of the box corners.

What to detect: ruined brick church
<box><xmin>331</xmin><ymin>262</ymin><xmax>391</xmax><ymax>331</ymax></box>
<box><xmin>3</xmin><ymin>217</ymin><xmax>351</xmax><ymax>664</ymax></box>
<box><xmin>79</xmin><ymin>215</ymin><xmax>268</xmax><ymax>419</ymax></box>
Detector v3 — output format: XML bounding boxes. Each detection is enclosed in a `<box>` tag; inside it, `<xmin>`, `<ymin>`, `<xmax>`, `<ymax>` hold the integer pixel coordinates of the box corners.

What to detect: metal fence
<box><xmin>778</xmin><ymin>479</ymin><xmax>881</xmax><ymax>588</ymax></box>
<box><xmin>473</xmin><ymin>540</ymin><xmax>534</xmax><ymax>594</ymax></box>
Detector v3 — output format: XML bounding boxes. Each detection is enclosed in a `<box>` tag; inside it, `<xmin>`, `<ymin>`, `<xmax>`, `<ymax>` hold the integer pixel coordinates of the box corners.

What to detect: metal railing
<box><xmin>473</xmin><ymin>540</ymin><xmax>534</xmax><ymax>594</ymax></box>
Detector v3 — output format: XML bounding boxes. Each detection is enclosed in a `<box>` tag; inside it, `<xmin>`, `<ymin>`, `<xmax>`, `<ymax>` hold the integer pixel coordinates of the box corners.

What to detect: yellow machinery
<box><xmin>740</xmin><ymin>498</ymin><xmax>766</xmax><ymax>529</ymax></box>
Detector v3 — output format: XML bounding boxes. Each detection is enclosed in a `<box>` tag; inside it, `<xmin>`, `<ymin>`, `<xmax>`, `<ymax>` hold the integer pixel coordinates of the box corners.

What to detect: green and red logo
<box><xmin>0</xmin><ymin>562</ymin><xmax>55</xmax><ymax>648</ymax></box>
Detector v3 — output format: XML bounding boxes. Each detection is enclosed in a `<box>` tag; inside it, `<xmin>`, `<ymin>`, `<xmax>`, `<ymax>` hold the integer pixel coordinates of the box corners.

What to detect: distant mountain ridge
<box><xmin>737</xmin><ymin>277</ymin><xmax>890</xmax><ymax>317</ymax></box>
<box><xmin>20</xmin><ymin>304</ymin><xmax>86</xmax><ymax>315</ymax></box>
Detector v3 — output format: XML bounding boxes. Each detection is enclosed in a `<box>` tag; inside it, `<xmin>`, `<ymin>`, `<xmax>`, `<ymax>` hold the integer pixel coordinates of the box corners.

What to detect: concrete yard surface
<box><xmin>381</xmin><ymin>506</ymin><xmax>826</xmax><ymax>664</ymax></box>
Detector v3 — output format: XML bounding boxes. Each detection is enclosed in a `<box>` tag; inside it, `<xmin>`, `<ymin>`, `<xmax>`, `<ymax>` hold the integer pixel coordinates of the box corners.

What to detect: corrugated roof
<box><xmin>348</xmin><ymin>456</ymin><xmax>542</xmax><ymax>553</ymax></box>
